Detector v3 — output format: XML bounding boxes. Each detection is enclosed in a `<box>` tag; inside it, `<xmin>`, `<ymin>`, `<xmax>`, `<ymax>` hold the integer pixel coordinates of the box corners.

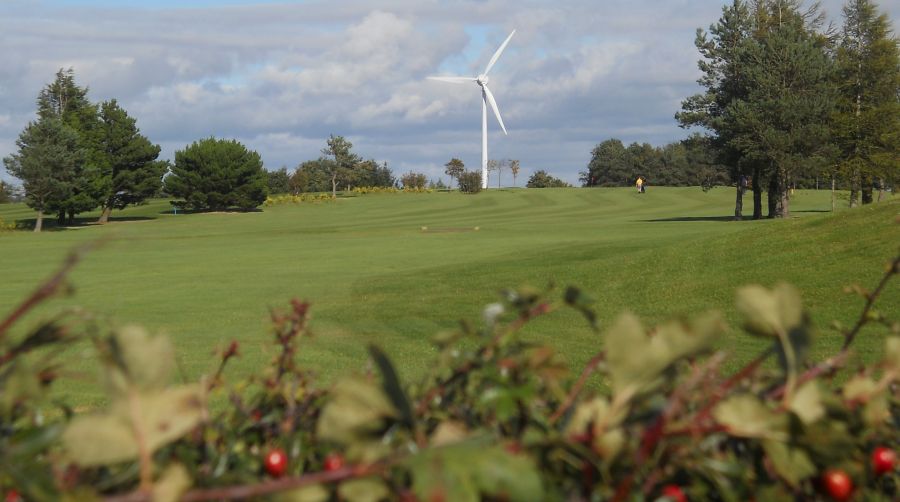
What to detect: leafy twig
<box><xmin>841</xmin><ymin>253</ymin><xmax>899</xmax><ymax>350</ymax></box>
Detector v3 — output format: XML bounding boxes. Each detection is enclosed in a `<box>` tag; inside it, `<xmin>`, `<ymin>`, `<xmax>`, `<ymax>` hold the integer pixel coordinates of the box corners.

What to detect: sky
<box><xmin>1</xmin><ymin>0</ymin><xmax>897</xmax><ymax>186</ymax></box>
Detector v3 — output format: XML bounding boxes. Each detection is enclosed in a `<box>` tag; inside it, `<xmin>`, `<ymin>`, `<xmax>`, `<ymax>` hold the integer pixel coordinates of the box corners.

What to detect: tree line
<box><xmin>674</xmin><ymin>0</ymin><xmax>898</xmax><ymax>219</ymax></box>
<box><xmin>581</xmin><ymin>135</ymin><xmax>731</xmax><ymax>190</ymax></box>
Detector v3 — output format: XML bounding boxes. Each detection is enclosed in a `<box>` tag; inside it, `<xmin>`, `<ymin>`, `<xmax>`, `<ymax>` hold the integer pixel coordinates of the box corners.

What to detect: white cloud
<box><xmin>1</xmin><ymin>0</ymin><xmax>897</xmax><ymax>186</ymax></box>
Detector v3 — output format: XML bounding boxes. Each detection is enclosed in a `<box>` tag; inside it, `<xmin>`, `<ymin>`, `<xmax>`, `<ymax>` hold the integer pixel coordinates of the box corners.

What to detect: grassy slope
<box><xmin>1</xmin><ymin>188</ymin><xmax>897</xmax><ymax>405</ymax></box>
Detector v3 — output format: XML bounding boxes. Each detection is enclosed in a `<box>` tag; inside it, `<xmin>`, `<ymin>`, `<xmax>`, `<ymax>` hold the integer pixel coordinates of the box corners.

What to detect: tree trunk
<box><xmin>861</xmin><ymin>176</ymin><xmax>873</xmax><ymax>204</ymax></box>
<box><xmin>767</xmin><ymin>174</ymin><xmax>778</xmax><ymax>218</ymax></box>
<box><xmin>98</xmin><ymin>205</ymin><xmax>113</xmax><ymax>224</ymax></box>
<box><xmin>877</xmin><ymin>178</ymin><xmax>885</xmax><ymax>202</ymax></box>
<box><xmin>734</xmin><ymin>183</ymin><xmax>744</xmax><ymax>220</ymax></box>
<box><xmin>831</xmin><ymin>176</ymin><xmax>836</xmax><ymax>212</ymax></box>
<box><xmin>849</xmin><ymin>170</ymin><xmax>860</xmax><ymax>208</ymax></box>
<box><xmin>67</xmin><ymin>209</ymin><xmax>75</xmax><ymax>226</ymax></box>
<box><xmin>331</xmin><ymin>174</ymin><xmax>337</xmax><ymax>199</ymax></box>
<box><xmin>57</xmin><ymin>211</ymin><xmax>66</xmax><ymax>226</ymax></box>
<box><xmin>34</xmin><ymin>211</ymin><xmax>43</xmax><ymax>233</ymax></box>
<box><xmin>752</xmin><ymin>166</ymin><xmax>763</xmax><ymax>220</ymax></box>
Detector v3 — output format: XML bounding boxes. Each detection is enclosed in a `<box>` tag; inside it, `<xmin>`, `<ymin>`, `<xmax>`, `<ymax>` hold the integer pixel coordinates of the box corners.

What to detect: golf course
<box><xmin>2</xmin><ymin>187</ymin><xmax>897</xmax><ymax>405</ymax></box>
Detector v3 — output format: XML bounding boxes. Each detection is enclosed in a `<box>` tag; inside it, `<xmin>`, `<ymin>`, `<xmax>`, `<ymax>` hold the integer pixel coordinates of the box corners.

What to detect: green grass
<box><xmin>1</xmin><ymin>188</ymin><xmax>898</xmax><ymax>405</ymax></box>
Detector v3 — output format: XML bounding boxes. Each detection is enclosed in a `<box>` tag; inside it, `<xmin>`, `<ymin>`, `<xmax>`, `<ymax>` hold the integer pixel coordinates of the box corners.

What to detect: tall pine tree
<box><xmin>95</xmin><ymin>99</ymin><xmax>166</xmax><ymax>224</ymax></box>
<box><xmin>833</xmin><ymin>0</ymin><xmax>899</xmax><ymax>206</ymax></box>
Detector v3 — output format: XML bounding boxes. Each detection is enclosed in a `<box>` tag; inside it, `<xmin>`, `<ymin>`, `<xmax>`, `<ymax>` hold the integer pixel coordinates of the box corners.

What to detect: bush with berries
<box><xmin>0</xmin><ymin>245</ymin><xmax>897</xmax><ymax>501</ymax></box>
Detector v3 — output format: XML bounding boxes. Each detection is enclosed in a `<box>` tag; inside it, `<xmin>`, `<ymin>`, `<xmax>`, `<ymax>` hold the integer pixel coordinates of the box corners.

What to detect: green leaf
<box><xmin>368</xmin><ymin>345</ymin><xmax>414</xmax><ymax>431</ymax></box>
<box><xmin>338</xmin><ymin>478</ymin><xmax>390</xmax><ymax>502</ymax></box>
<box><xmin>275</xmin><ymin>485</ymin><xmax>330</xmax><ymax>502</ymax></box>
<box><xmin>788</xmin><ymin>381</ymin><xmax>824</xmax><ymax>425</ymax></box>
<box><xmin>605</xmin><ymin>311</ymin><xmax>721</xmax><ymax>398</ymax></box>
<box><xmin>408</xmin><ymin>439</ymin><xmax>543</xmax><ymax>502</ymax></box>
<box><xmin>884</xmin><ymin>336</ymin><xmax>900</xmax><ymax>372</ymax></box>
<box><xmin>104</xmin><ymin>325</ymin><xmax>176</xmax><ymax>394</ymax></box>
<box><xmin>762</xmin><ymin>440</ymin><xmax>816</xmax><ymax>488</ymax></box>
<box><xmin>63</xmin><ymin>385</ymin><xmax>205</xmax><ymax>466</ymax></box>
<box><xmin>713</xmin><ymin>395</ymin><xmax>788</xmax><ymax>440</ymax></box>
<box><xmin>736</xmin><ymin>283</ymin><xmax>803</xmax><ymax>337</ymax></box>
<box><xmin>152</xmin><ymin>464</ymin><xmax>192</xmax><ymax>502</ymax></box>
<box><xmin>316</xmin><ymin>377</ymin><xmax>397</xmax><ymax>462</ymax></box>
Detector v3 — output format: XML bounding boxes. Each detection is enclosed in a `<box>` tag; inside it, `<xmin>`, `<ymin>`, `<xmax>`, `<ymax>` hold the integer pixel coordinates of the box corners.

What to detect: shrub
<box><xmin>399</xmin><ymin>171</ymin><xmax>428</xmax><ymax>189</ymax></box>
<box><xmin>458</xmin><ymin>171</ymin><xmax>483</xmax><ymax>193</ymax></box>
<box><xmin>526</xmin><ymin>170</ymin><xmax>570</xmax><ymax>188</ymax></box>
<box><xmin>0</xmin><ymin>249</ymin><xmax>898</xmax><ymax>501</ymax></box>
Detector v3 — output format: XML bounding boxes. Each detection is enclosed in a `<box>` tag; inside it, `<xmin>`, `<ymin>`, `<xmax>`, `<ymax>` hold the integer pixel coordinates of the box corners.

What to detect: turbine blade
<box><xmin>482</xmin><ymin>85</ymin><xmax>507</xmax><ymax>135</ymax></box>
<box><xmin>427</xmin><ymin>76</ymin><xmax>477</xmax><ymax>84</ymax></box>
<box><xmin>483</xmin><ymin>29</ymin><xmax>516</xmax><ymax>76</ymax></box>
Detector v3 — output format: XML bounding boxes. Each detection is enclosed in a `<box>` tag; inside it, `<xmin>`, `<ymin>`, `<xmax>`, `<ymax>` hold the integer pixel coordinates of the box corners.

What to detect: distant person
<box><xmin>636</xmin><ymin>176</ymin><xmax>644</xmax><ymax>194</ymax></box>
<box><xmin>739</xmin><ymin>174</ymin><xmax>748</xmax><ymax>194</ymax></box>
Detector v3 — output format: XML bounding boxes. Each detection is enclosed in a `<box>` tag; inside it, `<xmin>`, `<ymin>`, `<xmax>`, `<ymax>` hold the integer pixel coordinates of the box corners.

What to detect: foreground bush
<box><xmin>0</xmin><ymin>246</ymin><xmax>897</xmax><ymax>501</ymax></box>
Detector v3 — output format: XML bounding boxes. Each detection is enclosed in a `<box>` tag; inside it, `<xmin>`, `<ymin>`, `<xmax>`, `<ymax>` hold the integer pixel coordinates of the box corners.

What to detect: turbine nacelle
<box><xmin>476</xmin><ymin>75</ymin><xmax>488</xmax><ymax>86</ymax></box>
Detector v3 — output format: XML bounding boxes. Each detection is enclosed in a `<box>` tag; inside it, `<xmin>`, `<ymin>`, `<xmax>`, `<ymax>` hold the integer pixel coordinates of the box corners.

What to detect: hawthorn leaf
<box><xmin>276</xmin><ymin>485</ymin><xmax>329</xmax><ymax>502</ymax></box>
<box><xmin>788</xmin><ymin>381</ymin><xmax>824</xmax><ymax>425</ymax></box>
<box><xmin>317</xmin><ymin>377</ymin><xmax>397</xmax><ymax>461</ymax></box>
<box><xmin>338</xmin><ymin>478</ymin><xmax>390</xmax><ymax>502</ymax></box>
<box><xmin>762</xmin><ymin>440</ymin><xmax>816</xmax><ymax>488</ymax></box>
<box><xmin>885</xmin><ymin>336</ymin><xmax>900</xmax><ymax>372</ymax></box>
<box><xmin>62</xmin><ymin>385</ymin><xmax>205</xmax><ymax>466</ymax></box>
<box><xmin>153</xmin><ymin>463</ymin><xmax>192</xmax><ymax>502</ymax></box>
<box><xmin>368</xmin><ymin>345</ymin><xmax>414</xmax><ymax>431</ymax></box>
<box><xmin>713</xmin><ymin>395</ymin><xmax>787</xmax><ymax>440</ymax></box>
<box><xmin>104</xmin><ymin>325</ymin><xmax>175</xmax><ymax>395</ymax></box>
<box><xmin>736</xmin><ymin>284</ymin><xmax>802</xmax><ymax>337</ymax></box>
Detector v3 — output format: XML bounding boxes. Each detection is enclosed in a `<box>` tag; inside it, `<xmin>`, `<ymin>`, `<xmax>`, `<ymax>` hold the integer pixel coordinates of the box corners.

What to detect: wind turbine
<box><xmin>429</xmin><ymin>29</ymin><xmax>515</xmax><ymax>189</ymax></box>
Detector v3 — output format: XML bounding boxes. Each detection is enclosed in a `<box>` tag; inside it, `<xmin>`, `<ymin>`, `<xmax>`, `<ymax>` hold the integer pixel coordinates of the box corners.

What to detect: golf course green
<box><xmin>1</xmin><ymin>187</ymin><xmax>897</xmax><ymax>405</ymax></box>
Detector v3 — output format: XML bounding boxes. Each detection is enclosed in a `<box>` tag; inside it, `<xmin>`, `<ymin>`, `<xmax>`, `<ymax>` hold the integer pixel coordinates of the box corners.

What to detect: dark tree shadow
<box><xmin>11</xmin><ymin>216</ymin><xmax>155</xmax><ymax>231</ymax></box>
<box><xmin>643</xmin><ymin>216</ymin><xmax>751</xmax><ymax>223</ymax></box>
<box><xmin>158</xmin><ymin>207</ymin><xmax>264</xmax><ymax>215</ymax></box>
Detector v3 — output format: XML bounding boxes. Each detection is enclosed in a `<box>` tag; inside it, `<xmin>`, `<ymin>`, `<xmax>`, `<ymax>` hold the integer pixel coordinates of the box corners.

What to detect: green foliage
<box><xmin>264</xmin><ymin>193</ymin><xmax>337</xmax><ymax>206</ymax></box>
<box><xmin>457</xmin><ymin>170</ymin><xmax>483</xmax><ymax>193</ymax></box>
<box><xmin>444</xmin><ymin>158</ymin><xmax>465</xmax><ymax>188</ymax></box>
<box><xmin>526</xmin><ymin>170</ymin><xmax>569</xmax><ymax>188</ymax></box>
<box><xmin>165</xmin><ymin>137</ymin><xmax>268</xmax><ymax>211</ymax></box>
<box><xmin>2</xmin><ymin>117</ymin><xmax>82</xmax><ymax>231</ymax></box>
<box><xmin>1</xmin><ymin>242</ymin><xmax>897</xmax><ymax>500</ymax></box>
<box><xmin>290</xmin><ymin>138</ymin><xmax>395</xmax><ymax>196</ymax></box>
<box><xmin>95</xmin><ymin>99</ymin><xmax>165</xmax><ymax>218</ymax></box>
<box><xmin>399</xmin><ymin>171</ymin><xmax>427</xmax><ymax>189</ymax></box>
<box><xmin>267</xmin><ymin>167</ymin><xmax>293</xmax><ymax>195</ymax></box>
<box><xmin>833</xmin><ymin>0</ymin><xmax>900</xmax><ymax>206</ymax></box>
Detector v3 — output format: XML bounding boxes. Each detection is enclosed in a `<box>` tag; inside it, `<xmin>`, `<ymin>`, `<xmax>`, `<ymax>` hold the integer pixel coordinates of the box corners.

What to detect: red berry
<box><xmin>323</xmin><ymin>452</ymin><xmax>344</xmax><ymax>472</ymax></box>
<box><xmin>5</xmin><ymin>491</ymin><xmax>21</xmax><ymax>502</ymax></box>
<box><xmin>872</xmin><ymin>446</ymin><xmax>896</xmax><ymax>476</ymax></box>
<box><xmin>661</xmin><ymin>484</ymin><xmax>687</xmax><ymax>502</ymax></box>
<box><xmin>822</xmin><ymin>469</ymin><xmax>853</xmax><ymax>501</ymax></box>
<box><xmin>264</xmin><ymin>448</ymin><xmax>287</xmax><ymax>477</ymax></box>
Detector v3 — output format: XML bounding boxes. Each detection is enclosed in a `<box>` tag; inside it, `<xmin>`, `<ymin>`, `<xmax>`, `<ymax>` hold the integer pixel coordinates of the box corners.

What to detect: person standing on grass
<box><xmin>636</xmin><ymin>176</ymin><xmax>644</xmax><ymax>193</ymax></box>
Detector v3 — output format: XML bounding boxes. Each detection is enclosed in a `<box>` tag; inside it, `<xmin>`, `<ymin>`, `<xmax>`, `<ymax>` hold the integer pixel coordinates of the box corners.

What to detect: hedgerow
<box><xmin>0</xmin><ymin>245</ymin><xmax>897</xmax><ymax>501</ymax></box>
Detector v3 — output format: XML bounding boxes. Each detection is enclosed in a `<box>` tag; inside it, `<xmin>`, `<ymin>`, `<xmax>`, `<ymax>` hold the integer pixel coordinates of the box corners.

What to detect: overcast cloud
<box><xmin>1</xmin><ymin>0</ymin><xmax>897</xmax><ymax>185</ymax></box>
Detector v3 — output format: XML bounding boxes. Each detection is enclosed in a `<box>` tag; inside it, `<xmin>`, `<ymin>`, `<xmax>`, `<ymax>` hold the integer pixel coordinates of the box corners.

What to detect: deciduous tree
<box><xmin>444</xmin><ymin>158</ymin><xmax>465</xmax><ymax>188</ymax></box>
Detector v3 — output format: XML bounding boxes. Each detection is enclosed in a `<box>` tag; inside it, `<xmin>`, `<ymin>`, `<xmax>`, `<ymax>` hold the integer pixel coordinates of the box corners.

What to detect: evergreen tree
<box><xmin>526</xmin><ymin>170</ymin><xmax>569</xmax><ymax>188</ymax></box>
<box><xmin>727</xmin><ymin>0</ymin><xmax>835</xmax><ymax>218</ymax></box>
<box><xmin>37</xmin><ymin>69</ymin><xmax>103</xmax><ymax>225</ymax></box>
<box><xmin>165</xmin><ymin>138</ymin><xmax>268</xmax><ymax>211</ymax></box>
<box><xmin>833</xmin><ymin>0</ymin><xmax>900</xmax><ymax>206</ymax></box>
<box><xmin>95</xmin><ymin>99</ymin><xmax>166</xmax><ymax>224</ymax></box>
<box><xmin>677</xmin><ymin>0</ymin><xmax>756</xmax><ymax>218</ymax></box>
<box><xmin>3</xmin><ymin>118</ymin><xmax>82</xmax><ymax>231</ymax></box>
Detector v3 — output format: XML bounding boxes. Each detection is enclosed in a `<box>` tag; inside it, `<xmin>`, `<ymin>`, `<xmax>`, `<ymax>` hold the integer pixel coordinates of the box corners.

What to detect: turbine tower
<box><xmin>428</xmin><ymin>30</ymin><xmax>515</xmax><ymax>189</ymax></box>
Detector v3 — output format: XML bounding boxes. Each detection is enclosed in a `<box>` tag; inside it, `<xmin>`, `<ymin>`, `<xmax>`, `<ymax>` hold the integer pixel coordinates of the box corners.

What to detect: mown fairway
<box><xmin>1</xmin><ymin>188</ymin><xmax>898</xmax><ymax>405</ymax></box>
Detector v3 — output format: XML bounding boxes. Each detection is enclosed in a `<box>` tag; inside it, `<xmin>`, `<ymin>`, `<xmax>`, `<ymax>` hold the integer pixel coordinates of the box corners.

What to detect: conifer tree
<box><xmin>95</xmin><ymin>99</ymin><xmax>166</xmax><ymax>224</ymax></box>
<box><xmin>833</xmin><ymin>0</ymin><xmax>899</xmax><ymax>207</ymax></box>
